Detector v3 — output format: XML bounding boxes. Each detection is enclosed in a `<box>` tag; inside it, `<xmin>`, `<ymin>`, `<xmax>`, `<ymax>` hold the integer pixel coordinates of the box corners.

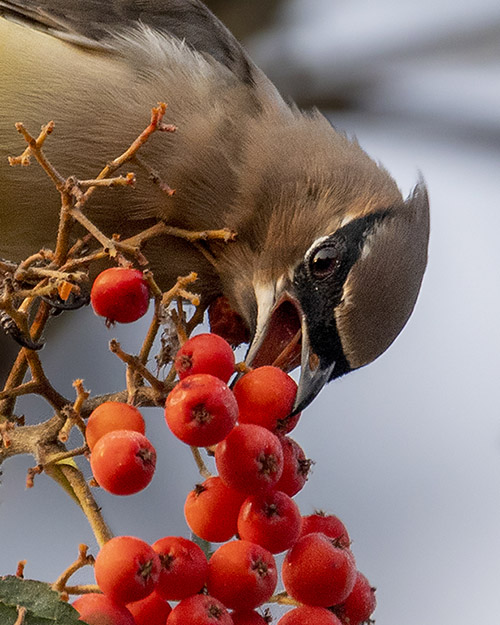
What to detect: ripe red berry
<box><xmin>231</xmin><ymin>610</ymin><xmax>269</xmax><ymax>625</ymax></box>
<box><xmin>233</xmin><ymin>366</ymin><xmax>300</xmax><ymax>434</ymax></box>
<box><xmin>90</xmin><ymin>430</ymin><xmax>156</xmax><ymax>495</ymax></box>
<box><xmin>215</xmin><ymin>424</ymin><xmax>284</xmax><ymax>494</ymax></box>
<box><xmin>184</xmin><ymin>476</ymin><xmax>246</xmax><ymax>542</ymax></box>
<box><xmin>300</xmin><ymin>512</ymin><xmax>350</xmax><ymax>548</ymax></box>
<box><xmin>73</xmin><ymin>593</ymin><xmax>135</xmax><ymax>625</ymax></box>
<box><xmin>282</xmin><ymin>533</ymin><xmax>356</xmax><ymax>607</ymax></box>
<box><xmin>174</xmin><ymin>333</ymin><xmax>235</xmax><ymax>382</ymax></box>
<box><xmin>237</xmin><ymin>490</ymin><xmax>302</xmax><ymax>554</ymax></box>
<box><xmin>165</xmin><ymin>374</ymin><xmax>238</xmax><ymax>446</ymax></box>
<box><xmin>167</xmin><ymin>594</ymin><xmax>233</xmax><ymax>625</ymax></box>
<box><xmin>127</xmin><ymin>590</ymin><xmax>172</xmax><ymax>625</ymax></box>
<box><xmin>91</xmin><ymin>267</ymin><xmax>149</xmax><ymax>324</ymax></box>
<box><xmin>207</xmin><ymin>540</ymin><xmax>277</xmax><ymax>611</ymax></box>
<box><xmin>277</xmin><ymin>607</ymin><xmax>342</xmax><ymax>625</ymax></box>
<box><xmin>86</xmin><ymin>402</ymin><xmax>145</xmax><ymax>451</ymax></box>
<box><xmin>94</xmin><ymin>536</ymin><xmax>161</xmax><ymax>605</ymax></box>
<box><xmin>275</xmin><ymin>436</ymin><xmax>312</xmax><ymax>497</ymax></box>
<box><xmin>152</xmin><ymin>535</ymin><xmax>208</xmax><ymax>601</ymax></box>
<box><xmin>332</xmin><ymin>571</ymin><xmax>377</xmax><ymax>625</ymax></box>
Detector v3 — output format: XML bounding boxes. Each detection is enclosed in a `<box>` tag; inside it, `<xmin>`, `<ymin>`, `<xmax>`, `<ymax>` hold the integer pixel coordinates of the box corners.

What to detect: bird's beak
<box><xmin>292</xmin><ymin>323</ymin><xmax>337</xmax><ymax>415</ymax></box>
<box><xmin>245</xmin><ymin>284</ymin><xmax>334</xmax><ymax>415</ymax></box>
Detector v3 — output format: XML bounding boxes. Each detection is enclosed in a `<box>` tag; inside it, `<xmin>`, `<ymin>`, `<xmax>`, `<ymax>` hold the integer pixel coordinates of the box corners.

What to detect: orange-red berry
<box><xmin>94</xmin><ymin>536</ymin><xmax>161</xmax><ymax>605</ymax></box>
<box><xmin>90</xmin><ymin>430</ymin><xmax>156</xmax><ymax>496</ymax></box>
<box><xmin>174</xmin><ymin>333</ymin><xmax>235</xmax><ymax>382</ymax></box>
<box><xmin>85</xmin><ymin>402</ymin><xmax>145</xmax><ymax>451</ymax></box>
<box><xmin>165</xmin><ymin>374</ymin><xmax>238</xmax><ymax>447</ymax></box>
<box><xmin>91</xmin><ymin>267</ymin><xmax>149</xmax><ymax>324</ymax></box>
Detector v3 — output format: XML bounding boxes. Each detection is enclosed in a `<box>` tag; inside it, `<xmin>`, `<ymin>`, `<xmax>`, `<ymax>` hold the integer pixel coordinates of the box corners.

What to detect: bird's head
<box><xmin>216</xmin><ymin>110</ymin><xmax>430</xmax><ymax>414</ymax></box>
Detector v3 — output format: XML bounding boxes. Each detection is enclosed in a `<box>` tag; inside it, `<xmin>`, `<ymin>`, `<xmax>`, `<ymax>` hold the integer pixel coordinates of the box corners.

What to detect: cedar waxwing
<box><xmin>0</xmin><ymin>0</ymin><xmax>430</xmax><ymax>413</ymax></box>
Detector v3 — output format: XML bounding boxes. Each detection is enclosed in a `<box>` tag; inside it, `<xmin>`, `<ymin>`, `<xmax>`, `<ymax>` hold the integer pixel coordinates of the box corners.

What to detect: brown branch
<box><xmin>13</xmin><ymin>606</ymin><xmax>27</xmax><ymax>625</ymax></box>
<box><xmin>75</xmin><ymin>102</ymin><xmax>173</xmax><ymax>210</ymax></box>
<box><xmin>52</xmin><ymin>544</ymin><xmax>95</xmax><ymax>594</ymax></box>
<box><xmin>78</xmin><ymin>173</ymin><xmax>136</xmax><ymax>189</ymax></box>
<box><xmin>58</xmin><ymin>463</ymin><xmax>113</xmax><ymax>547</ymax></box>
<box><xmin>79</xmin><ymin>386</ymin><xmax>173</xmax><ymax>418</ymax></box>
<box><xmin>63</xmin><ymin>584</ymin><xmax>101</xmax><ymax>595</ymax></box>
<box><xmin>109</xmin><ymin>339</ymin><xmax>167</xmax><ymax>400</ymax></box>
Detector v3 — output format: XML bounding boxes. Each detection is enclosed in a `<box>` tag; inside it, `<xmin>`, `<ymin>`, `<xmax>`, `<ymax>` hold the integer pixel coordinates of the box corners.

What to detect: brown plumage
<box><xmin>0</xmin><ymin>0</ymin><xmax>430</xmax><ymax>412</ymax></box>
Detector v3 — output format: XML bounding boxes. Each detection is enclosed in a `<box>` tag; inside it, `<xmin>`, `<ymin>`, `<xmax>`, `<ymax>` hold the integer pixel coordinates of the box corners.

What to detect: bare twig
<box><xmin>190</xmin><ymin>447</ymin><xmax>213</xmax><ymax>479</ymax></box>
<box><xmin>52</xmin><ymin>544</ymin><xmax>95</xmax><ymax>594</ymax></box>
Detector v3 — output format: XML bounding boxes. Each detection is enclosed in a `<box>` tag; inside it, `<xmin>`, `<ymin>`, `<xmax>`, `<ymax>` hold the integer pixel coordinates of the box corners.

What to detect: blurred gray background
<box><xmin>2</xmin><ymin>1</ymin><xmax>500</xmax><ymax>623</ymax></box>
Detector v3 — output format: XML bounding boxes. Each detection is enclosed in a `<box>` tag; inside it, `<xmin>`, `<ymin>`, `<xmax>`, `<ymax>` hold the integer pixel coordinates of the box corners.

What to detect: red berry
<box><xmin>86</xmin><ymin>402</ymin><xmax>145</xmax><ymax>451</ymax></box>
<box><xmin>165</xmin><ymin>374</ymin><xmax>238</xmax><ymax>446</ymax></box>
<box><xmin>184</xmin><ymin>476</ymin><xmax>246</xmax><ymax>542</ymax></box>
<box><xmin>167</xmin><ymin>594</ymin><xmax>233</xmax><ymax>625</ymax></box>
<box><xmin>300</xmin><ymin>512</ymin><xmax>350</xmax><ymax>548</ymax></box>
<box><xmin>277</xmin><ymin>607</ymin><xmax>342</xmax><ymax>625</ymax></box>
<box><xmin>73</xmin><ymin>594</ymin><xmax>135</xmax><ymax>625</ymax></box>
<box><xmin>90</xmin><ymin>430</ymin><xmax>156</xmax><ymax>495</ymax></box>
<box><xmin>174</xmin><ymin>333</ymin><xmax>235</xmax><ymax>382</ymax></box>
<box><xmin>207</xmin><ymin>540</ymin><xmax>277</xmax><ymax>611</ymax></box>
<box><xmin>282</xmin><ymin>533</ymin><xmax>356</xmax><ymax>607</ymax></box>
<box><xmin>237</xmin><ymin>490</ymin><xmax>302</xmax><ymax>554</ymax></box>
<box><xmin>332</xmin><ymin>571</ymin><xmax>377</xmax><ymax>625</ymax></box>
<box><xmin>208</xmin><ymin>295</ymin><xmax>250</xmax><ymax>347</ymax></box>
<box><xmin>275</xmin><ymin>436</ymin><xmax>312</xmax><ymax>497</ymax></box>
<box><xmin>127</xmin><ymin>591</ymin><xmax>172</xmax><ymax>625</ymax></box>
<box><xmin>215</xmin><ymin>424</ymin><xmax>284</xmax><ymax>494</ymax></box>
<box><xmin>91</xmin><ymin>267</ymin><xmax>149</xmax><ymax>324</ymax></box>
<box><xmin>231</xmin><ymin>610</ymin><xmax>269</xmax><ymax>625</ymax></box>
<box><xmin>233</xmin><ymin>366</ymin><xmax>300</xmax><ymax>434</ymax></box>
<box><xmin>152</xmin><ymin>535</ymin><xmax>208</xmax><ymax>600</ymax></box>
<box><xmin>94</xmin><ymin>536</ymin><xmax>161</xmax><ymax>605</ymax></box>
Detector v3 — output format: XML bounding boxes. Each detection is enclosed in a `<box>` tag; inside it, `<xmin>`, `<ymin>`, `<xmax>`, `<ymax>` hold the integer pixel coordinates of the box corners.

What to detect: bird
<box><xmin>0</xmin><ymin>0</ymin><xmax>430</xmax><ymax>414</ymax></box>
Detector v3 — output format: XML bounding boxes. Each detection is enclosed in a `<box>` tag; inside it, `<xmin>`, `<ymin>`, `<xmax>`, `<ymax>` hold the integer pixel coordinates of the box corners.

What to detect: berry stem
<box><xmin>190</xmin><ymin>446</ymin><xmax>213</xmax><ymax>479</ymax></box>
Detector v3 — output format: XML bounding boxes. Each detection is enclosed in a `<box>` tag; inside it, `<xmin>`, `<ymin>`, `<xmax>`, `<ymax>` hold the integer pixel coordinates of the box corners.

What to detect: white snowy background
<box><xmin>2</xmin><ymin>1</ymin><xmax>500</xmax><ymax>624</ymax></box>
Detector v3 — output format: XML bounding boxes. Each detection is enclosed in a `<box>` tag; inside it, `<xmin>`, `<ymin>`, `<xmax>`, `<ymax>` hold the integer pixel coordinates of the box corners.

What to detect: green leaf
<box><xmin>44</xmin><ymin>464</ymin><xmax>82</xmax><ymax>508</ymax></box>
<box><xmin>0</xmin><ymin>577</ymin><xmax>83</xmax><ymax>624</ymax></box>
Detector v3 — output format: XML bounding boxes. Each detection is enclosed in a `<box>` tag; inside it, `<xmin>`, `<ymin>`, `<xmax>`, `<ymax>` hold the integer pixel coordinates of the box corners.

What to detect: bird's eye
<box><xmin>310</xmin><ymin>246</ymin><xmax>341</xmax><ymax>279</ymax></box>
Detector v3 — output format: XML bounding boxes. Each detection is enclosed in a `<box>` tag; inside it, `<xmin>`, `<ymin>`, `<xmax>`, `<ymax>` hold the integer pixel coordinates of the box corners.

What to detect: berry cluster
<box><xmin>83</xmin><ymin>270</ymin><xmax>376</xmax><ymax>624</ymax></box>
